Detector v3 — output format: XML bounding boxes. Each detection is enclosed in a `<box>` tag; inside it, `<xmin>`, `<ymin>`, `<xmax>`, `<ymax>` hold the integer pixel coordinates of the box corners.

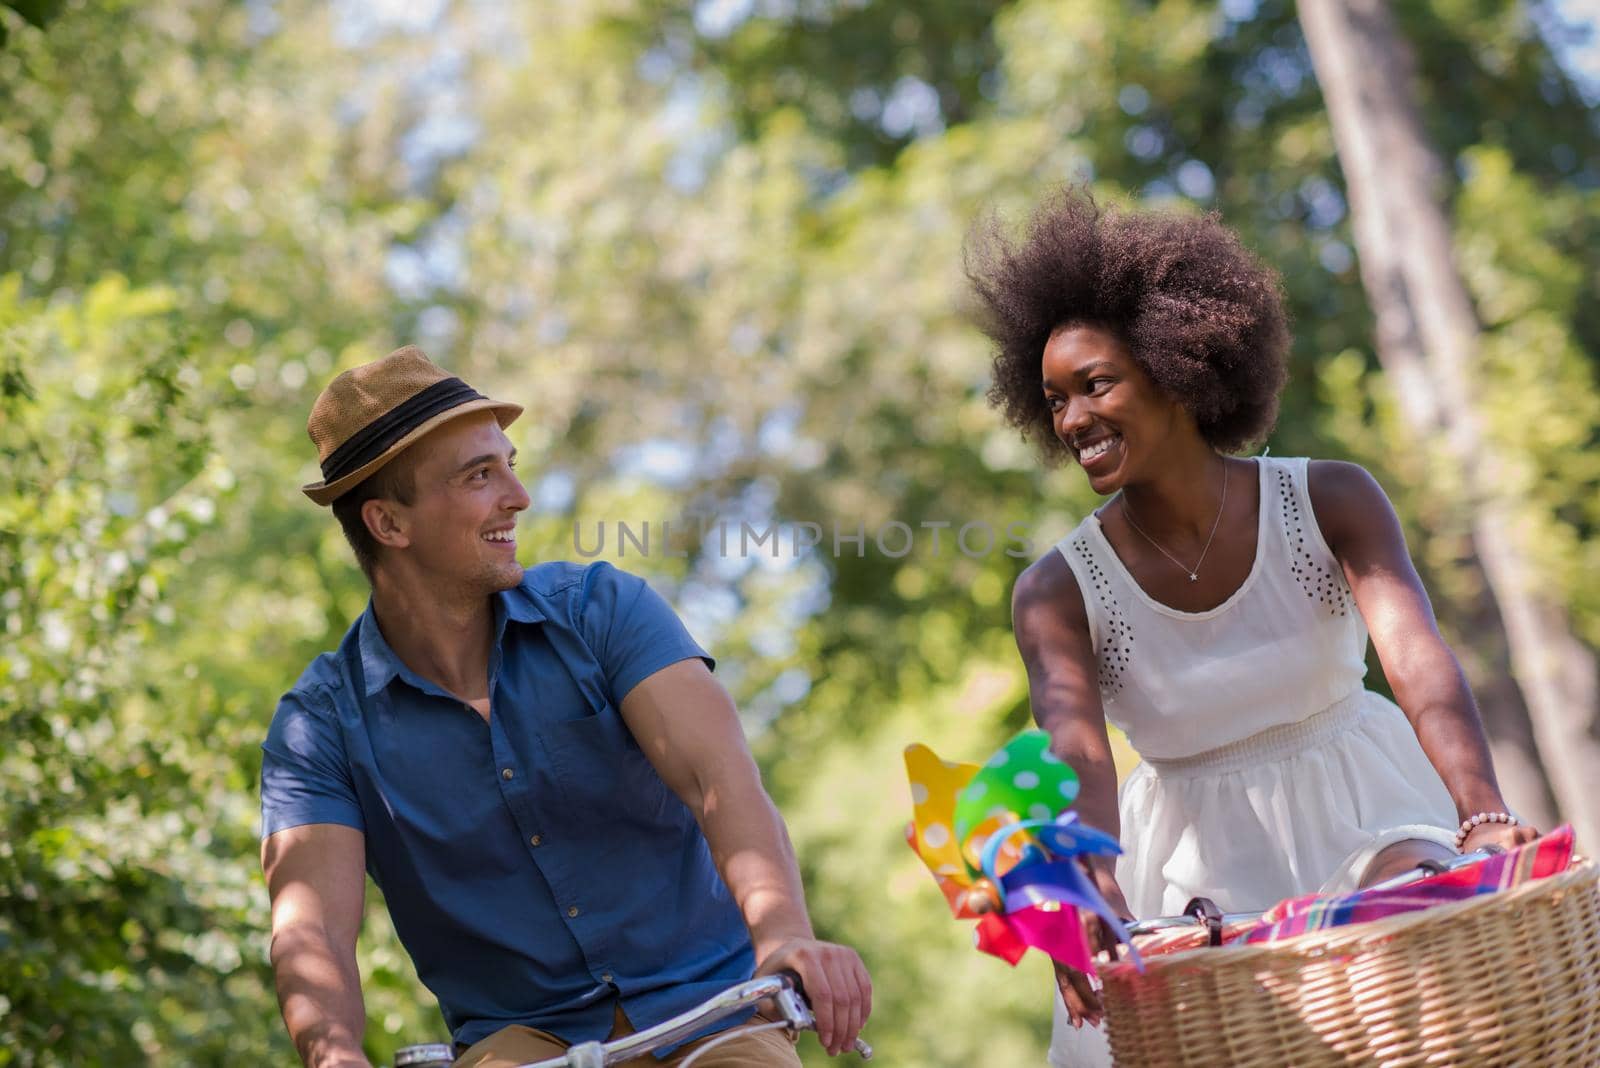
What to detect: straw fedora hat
<box><xmin>302</xmin><ymin>346</ymin><xmax>522</xmax><ymax>505</ymax></box>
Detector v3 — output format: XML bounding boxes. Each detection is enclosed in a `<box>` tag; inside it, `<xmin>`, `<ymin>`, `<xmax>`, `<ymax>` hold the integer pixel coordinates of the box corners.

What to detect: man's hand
<box><xmin>755</xmin><ymin>937</ymin><xmax>872</xmax><ymax>1056</ymax></box>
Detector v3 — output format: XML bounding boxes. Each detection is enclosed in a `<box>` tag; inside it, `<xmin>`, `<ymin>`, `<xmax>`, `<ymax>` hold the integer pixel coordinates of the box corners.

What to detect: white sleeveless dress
<box><xmin>1045</xmin><ymin>456</ymin><xmax>1457</xmax><ymax>1066</ymax></box>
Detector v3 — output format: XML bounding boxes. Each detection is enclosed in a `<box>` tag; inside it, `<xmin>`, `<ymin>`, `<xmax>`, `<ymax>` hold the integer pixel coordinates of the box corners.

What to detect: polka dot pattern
<box><xmin>1072</xmin><ymin>537</ymin><xmax>1132</xmax><ymax>698</ymax></box>
<box><xmin>954</xmin><ymin>730</ymin><xmax>1080</xmax><ymax>842</ymax></box>
<box><xmin>1277</xmin><ymin>467</ymin><xmax>1350</xmax><ymax>616</ymax></box>
<box><xmin>904</xmin><ymin>742</ymin><xmax>983</xmax><ymax>916</ymax></box>
<box><xmin>904</xmin><ymin>733</ymin><xmax>1086</xmax><ymax>925</ymax></box>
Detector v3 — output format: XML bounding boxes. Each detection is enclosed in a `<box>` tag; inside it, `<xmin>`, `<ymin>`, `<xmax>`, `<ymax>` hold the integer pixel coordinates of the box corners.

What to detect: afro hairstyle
<box><xmin>967</xmin><ymin>187</ymin><xmax>1291</xmax><ymax>461</ymax></box>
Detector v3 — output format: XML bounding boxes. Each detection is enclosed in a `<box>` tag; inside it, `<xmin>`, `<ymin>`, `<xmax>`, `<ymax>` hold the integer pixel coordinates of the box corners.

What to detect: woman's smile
<box><xmin>1073</xmin><ymin>432</ymin><xmax>1122</xmax><ymax>471</ymax></box>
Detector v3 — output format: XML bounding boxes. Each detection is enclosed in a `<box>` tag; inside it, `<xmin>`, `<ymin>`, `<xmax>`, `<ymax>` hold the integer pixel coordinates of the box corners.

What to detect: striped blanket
<box><xmin>1133</xmin><ymin>825</ymin><xmax>1575</xmax><ymax>956</ymax></box>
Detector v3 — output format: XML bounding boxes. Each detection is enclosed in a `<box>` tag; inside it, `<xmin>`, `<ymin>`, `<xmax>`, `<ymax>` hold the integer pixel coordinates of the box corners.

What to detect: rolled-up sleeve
<box><xmin>578</xmin><ymin>562</ymin><xmax>715</xmax><ymax>703</ymax></box>
<box><xmin>260</xmin><ymin>687</ymin><xmax>364</xmax><ymax>837</ymax></box>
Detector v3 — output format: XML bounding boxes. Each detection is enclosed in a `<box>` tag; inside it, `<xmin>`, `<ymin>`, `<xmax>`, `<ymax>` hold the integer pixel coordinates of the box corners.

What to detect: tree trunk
<box><xmin>1298</xmin><ymin>0</ymin><xmax>1597</xmax><ymax>844</ymax></box>
<box><xmin>1450</xmin><ymin>581</ymin><xmax>1559</xmax><ymax>830</ymax></box>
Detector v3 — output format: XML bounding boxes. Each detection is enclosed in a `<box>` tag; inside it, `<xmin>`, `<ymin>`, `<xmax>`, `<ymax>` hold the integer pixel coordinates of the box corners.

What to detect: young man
<box><xmin>261</xmin><ymin>347</ymin><xmax>870</xmax><ymax>1068</ymax></box>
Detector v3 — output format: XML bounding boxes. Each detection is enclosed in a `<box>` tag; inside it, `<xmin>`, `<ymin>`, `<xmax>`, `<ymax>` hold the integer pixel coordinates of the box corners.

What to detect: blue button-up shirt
<box><xmin>260</xmin><ymin>561</ymin><xmax>755</xmax><ymax>1049</ymax></box>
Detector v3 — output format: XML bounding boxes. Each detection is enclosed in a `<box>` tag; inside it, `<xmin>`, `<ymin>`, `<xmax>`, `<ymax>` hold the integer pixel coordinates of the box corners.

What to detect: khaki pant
<box><xmin>454</xmin><ymin>1003</ymin><xmax>800</xmax><ymax>1068</ymax></box>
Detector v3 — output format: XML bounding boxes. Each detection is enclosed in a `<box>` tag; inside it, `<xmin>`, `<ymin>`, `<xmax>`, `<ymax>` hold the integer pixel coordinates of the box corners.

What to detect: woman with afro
<box><xmin>968</xmin><ymin>190</ymin><xmax>1536</xmax><ymax>1066</ymax></box>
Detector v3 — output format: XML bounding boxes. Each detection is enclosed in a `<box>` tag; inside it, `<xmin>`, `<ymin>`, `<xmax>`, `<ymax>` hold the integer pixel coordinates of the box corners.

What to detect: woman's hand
<box><xmin>1052</xmin><ymin>909</ymin><xmax>1127</xmax><ymax>1030</ymax></box>
<box><xmin>1054</xmin><ymin>959</ymin><xmax>1104</xmax><ymax>1029</ymax></box>
<box><xmin>1461</xmin><ymin>819</ymin><xmax>1539</xmax><ymax>854</ymax></box>
<box><xmin>1055</xmin><ymin>863</ymin><xmax>1133</xmax><ymax>1030</ymax></box>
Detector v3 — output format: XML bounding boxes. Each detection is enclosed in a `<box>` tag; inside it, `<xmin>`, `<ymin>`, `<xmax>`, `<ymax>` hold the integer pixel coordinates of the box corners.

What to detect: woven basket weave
<box><xmin>1100</xmin><ymin>858</ymin><xmax>1600</xmax><ymax>1066</ymax></box>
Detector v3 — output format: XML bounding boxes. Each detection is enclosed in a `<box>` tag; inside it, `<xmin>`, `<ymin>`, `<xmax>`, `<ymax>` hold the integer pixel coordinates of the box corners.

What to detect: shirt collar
<box><xmin>357</xmin><ymin>603</ymin><xmax>405</xmax><ymax>696</ymax></box>
<box><xmin>498</xmin><ymin>582</ymin><xmax>547</xmax><ymax>626</ymax></box>
<box><xmin>357</xmin><ymin>586</ymin><xmax>546</xmax><ymax>697</ymax></box>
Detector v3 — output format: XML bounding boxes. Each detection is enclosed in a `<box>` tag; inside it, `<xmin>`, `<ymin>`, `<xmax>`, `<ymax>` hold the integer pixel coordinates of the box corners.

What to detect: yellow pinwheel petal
<box><xmin>904</xmin><ymin>743</ymin><xmax>979</xmax><ymax>884</ymax></box>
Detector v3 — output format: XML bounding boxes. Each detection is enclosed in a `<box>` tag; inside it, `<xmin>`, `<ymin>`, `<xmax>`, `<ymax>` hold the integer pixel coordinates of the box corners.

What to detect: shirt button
<box><xmin>601</xmin><ymin>972</ymin><xmax>614</xmax><ymax>983</ymax></box>
<box><xmin>501</xmin><ymin>768</ymin><xmax>514</xmax><ymax>780</ymax></box>
<box><xmin>529</xmin><ymin>834</ymin><xmax>542</xmax><ymax>846</ymax></box>
<box><xmin>567</xmin><ymin>906</ymin><xmax>580</xmax><ymax>918</ymax></box>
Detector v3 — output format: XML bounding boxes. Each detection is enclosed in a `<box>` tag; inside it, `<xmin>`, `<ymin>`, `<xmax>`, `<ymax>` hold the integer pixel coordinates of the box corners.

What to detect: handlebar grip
<box><xmin>773</xmin><ymin>967</ymin><xmax>807</xmax><ymax>1003</ymax></box>
<box><xmin>771</xmin><ymin>968</ymin><xmax>873</xmax><ymax>1059</ymax></box>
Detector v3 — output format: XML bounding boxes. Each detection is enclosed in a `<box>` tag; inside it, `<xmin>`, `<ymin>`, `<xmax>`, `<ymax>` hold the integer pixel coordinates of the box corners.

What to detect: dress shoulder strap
<box><xmin>1262</xmin><ymin>456</ymin><xmax>1353</xmax><ymax>616</ymax></box>
<box><xmin>1052</xmin><ymin>516</ymin><xmax>1134</xmax><ymax>700</ymax></box>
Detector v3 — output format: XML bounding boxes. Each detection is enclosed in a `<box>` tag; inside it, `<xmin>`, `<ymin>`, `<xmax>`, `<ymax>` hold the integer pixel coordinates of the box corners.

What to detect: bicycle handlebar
<box><xmin>488</xmin><ymin>971</ymin><xmax>870</xmax><ymax>1067</ymax></box>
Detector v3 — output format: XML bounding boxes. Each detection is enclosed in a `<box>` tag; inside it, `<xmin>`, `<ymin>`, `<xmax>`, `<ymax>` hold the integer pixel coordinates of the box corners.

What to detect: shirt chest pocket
<box><xmin>542</xmin><ymin>705</ymin><xmax>677</xmax><ymax>828</ymax></box>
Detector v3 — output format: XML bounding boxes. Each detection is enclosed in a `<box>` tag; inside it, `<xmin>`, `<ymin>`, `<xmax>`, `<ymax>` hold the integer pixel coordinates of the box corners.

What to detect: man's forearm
<box><xmin>271</xmin><ymin>926</ymin><xmax>371</xmax><ymax>1068</ymax></box>
<box><xmin>697</xmin><ymin>782</ymin><xmax>815</xmax><ymax>960</ymax></box>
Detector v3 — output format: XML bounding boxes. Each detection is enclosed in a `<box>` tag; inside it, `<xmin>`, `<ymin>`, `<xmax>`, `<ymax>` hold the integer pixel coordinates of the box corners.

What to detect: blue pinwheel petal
<box><xmin>998</xmin><ymin>859</ymin><xmax>1144</xmax><ymax>970</ymax></box>
<box><xmin>1034</xmin><ymin>819</ymin><xmax>1123</xmax><ymax>858</ymax></box>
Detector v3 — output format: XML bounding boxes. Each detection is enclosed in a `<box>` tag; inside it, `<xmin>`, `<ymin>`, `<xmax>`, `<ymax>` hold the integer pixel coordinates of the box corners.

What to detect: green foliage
<box><xmin>0</xmin><ymin>1</ymin><xmax>64</xmax><ymax>47</ymax></box>
<box><xmin>0</xmin><ymin>0</ymin><xmax>1594</xmax><ymax>1065</ymax></box>
<box><xmin>0</xmin><ymin>277</ymin><xmax>277</xmax><ymax>1064</ymax></box>
<box><xmin>624</xmin><ymin>0</ymin><xmax>1002</xmax><ymax>169</ymax></box>
<box><xmin>1454</xmin><ymin>145</ymin><xmax>1600</xmax><ymax>641</ymax></box>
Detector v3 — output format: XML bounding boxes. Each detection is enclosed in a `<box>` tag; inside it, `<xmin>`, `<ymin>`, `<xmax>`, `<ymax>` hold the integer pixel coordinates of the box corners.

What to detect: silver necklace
<box><xmin>1120</xmin><ymin>461</ymin><xmax>1229</xmax><ymax>583</ymax></box>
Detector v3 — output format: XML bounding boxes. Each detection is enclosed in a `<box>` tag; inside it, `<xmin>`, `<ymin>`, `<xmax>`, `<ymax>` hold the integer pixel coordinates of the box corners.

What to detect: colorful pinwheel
<box><xmin>905</xmin><ymin>730</ymin><xmax>1141</xmax><ymax>974</ymax></box>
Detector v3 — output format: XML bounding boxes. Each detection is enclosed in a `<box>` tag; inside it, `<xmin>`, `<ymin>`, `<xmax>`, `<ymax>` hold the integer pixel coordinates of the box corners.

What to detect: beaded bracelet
<box><xmin>1454</xmin><ymin>811</ymin><xmax>1520</xmax><ymax>850</ymax></box>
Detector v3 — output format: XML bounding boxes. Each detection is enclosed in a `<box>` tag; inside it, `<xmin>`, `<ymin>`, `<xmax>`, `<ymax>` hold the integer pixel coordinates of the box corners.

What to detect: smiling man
<box><xmin>260</xmin><ymin>347</ymin><xmax>870</xmax><ymax>1068</ymax></box>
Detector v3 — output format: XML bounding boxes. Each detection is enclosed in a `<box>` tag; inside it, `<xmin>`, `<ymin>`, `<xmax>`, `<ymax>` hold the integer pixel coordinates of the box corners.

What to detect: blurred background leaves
<box><xmin>1</xmin><ymin>0</ymin><xmax>1596</xmax><ymax>1064</ymax></box>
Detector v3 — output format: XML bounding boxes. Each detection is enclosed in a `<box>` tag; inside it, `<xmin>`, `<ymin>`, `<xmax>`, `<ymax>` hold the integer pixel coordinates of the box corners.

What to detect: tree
<box><xmin>3</xmin><ymin>0</ymin><xmax>1595</xmax><ymax>1064</ymax></box>
<box><xmin>0</xmin><ymin>276</ymin><xmax>278</xmax><ymax>1064</ymax></box>
<box><xmin>1299</xmin><ymin>0</ymin><xmax>1599</xmax><ymax>844</ymax></box>
<box><xmin>0</xmin><ymin>2</ymin><xmax>444</xmax><ymax>1061</ymax></box>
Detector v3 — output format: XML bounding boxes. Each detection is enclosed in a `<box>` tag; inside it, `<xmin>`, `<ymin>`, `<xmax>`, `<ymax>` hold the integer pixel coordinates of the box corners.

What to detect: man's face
<box><xmin>388</xmin><ymin>411</ymin><xmax>530</xmax><ymax>596</ymax></box>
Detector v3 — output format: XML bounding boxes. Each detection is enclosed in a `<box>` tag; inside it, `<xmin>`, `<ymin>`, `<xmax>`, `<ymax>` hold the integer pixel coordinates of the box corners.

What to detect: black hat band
<box><xmin>320</xmin><ymin>377</ymin><xmax>484</xmax><ymax>484</ymax></box>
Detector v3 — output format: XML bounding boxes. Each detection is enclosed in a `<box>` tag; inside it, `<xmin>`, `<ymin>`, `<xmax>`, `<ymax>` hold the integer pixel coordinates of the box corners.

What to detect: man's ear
<box><xmin>362</xmin><ymin>497</ymin><xmax>411</xmax><ymax>550</ymax></box>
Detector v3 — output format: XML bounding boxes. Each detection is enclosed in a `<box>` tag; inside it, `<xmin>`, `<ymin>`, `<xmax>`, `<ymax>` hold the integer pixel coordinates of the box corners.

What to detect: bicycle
<box><xmin>392</xmin><ymin>971</ymin><xmax>874</xmax><ymax>1067</ymax></box>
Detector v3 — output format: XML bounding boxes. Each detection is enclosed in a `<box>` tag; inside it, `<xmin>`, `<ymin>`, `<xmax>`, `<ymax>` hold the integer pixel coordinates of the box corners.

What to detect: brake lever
<box><xmin>772</xmin><ymin>969</ymin><xmax>873</xmax><ymax>1059</ymax></box>
<box><xmin>771</xmin><ymin>968</ymin><xmax>815</xmax><ymax>1030</ymax></box>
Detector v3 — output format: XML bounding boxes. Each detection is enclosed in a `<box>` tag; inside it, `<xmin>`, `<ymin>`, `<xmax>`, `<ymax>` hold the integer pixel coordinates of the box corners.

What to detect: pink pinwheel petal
<box><xmin>1006</xmin><ymin>904</ymin><xmax>1097</xmax><ymax>974</ymax></box>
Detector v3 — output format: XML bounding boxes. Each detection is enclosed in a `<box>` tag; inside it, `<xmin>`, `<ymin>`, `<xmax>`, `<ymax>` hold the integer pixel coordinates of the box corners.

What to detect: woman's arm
<box><xmin>1013</xmin><ymin>552</ymin><xmax>1123</xmax><ymax>859</ymax></box>
<box><xmin>1307</xmin><ymin>460</ymin><xmax>1538</xmax><ymax>852</ymax></box>
<box><xmin>1012</xmin><ymin>551</ymin><xmax>1131</xmax><ymax>1028</ymax></box>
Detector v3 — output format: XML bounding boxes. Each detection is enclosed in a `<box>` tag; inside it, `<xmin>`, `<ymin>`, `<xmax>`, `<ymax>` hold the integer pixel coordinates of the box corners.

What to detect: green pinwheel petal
<box><xmin>953</xmin><ymin>730</ymin><xmax>1080</xmax><ymax>842</ymax></box>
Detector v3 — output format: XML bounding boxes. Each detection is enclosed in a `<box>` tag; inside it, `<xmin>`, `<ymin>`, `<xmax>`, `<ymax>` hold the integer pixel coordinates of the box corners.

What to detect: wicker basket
<box><xmin>1100</xmin><ymin>858</ymin><xmax>1600</xmax><ymax>1066</ymax></box>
